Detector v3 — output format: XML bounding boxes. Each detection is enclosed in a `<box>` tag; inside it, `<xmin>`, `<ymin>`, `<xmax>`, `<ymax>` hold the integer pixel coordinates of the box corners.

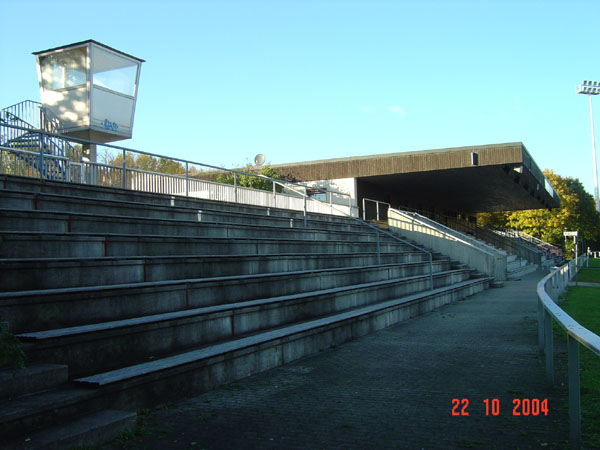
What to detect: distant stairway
<box><xmin>0</xmin><ymin>175</ymin><xmax>491</xmax><ymax>449</ymax></box>
<box><xmin>0</xmin><ymin>101</ymin><xmax>82</xmax><ymax>182</ymax></box>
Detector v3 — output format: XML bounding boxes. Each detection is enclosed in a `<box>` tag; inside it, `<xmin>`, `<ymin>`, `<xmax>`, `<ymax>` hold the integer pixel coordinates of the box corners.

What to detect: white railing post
<box><xmin>544</xmin><ymin>308</ymin><xmax>554</xmax><ymax>384</ymax></box>
<box><xmin>303</xmin><ymin>195</ymin><xmax>307</xmax><ymax>228</ymax></box>
<box><xmin>185</xmin><ymin>162</ymin><xmax>189</xmax><ymax>197</ymax></box>
<box><xmin>39</xmin><ymin>129</ymin><xmax>44</xmax><ymax>180</ymax></box>
<box><xmin>568</xmin><ymin>335</ymin><xmax>582</xmax><ymax>448</ymax></box>
<box><xmin>234</xmin><ymin>172</ymin><xmax>238</xmax><ymax>204</ymax></box>
<box><xmin>122</xmin><ymin>149</ymin><xmax>127</xmax><ymax>189</ymax></box>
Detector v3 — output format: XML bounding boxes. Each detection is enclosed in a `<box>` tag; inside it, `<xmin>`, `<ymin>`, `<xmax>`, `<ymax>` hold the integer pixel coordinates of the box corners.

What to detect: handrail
<box><xmin>0</xmin><ymin>121</ymin><xmax>434</xmax><ymax>288</ymax></box>
<box><xmin>508</xmin><ymin>229</ymin><xmax>562</xmax><ymax>255</ymax></box>
<box><xmin>0</xmin><ymin>122</ymin><xmax>356</xmax><ymax>214</ymax></box>
<box><xmin>390</xmin><ymin>209</ymin><xmax>498</xmax><ymax>258</ymax></box>
<box><xmin>0</xmin><ymin>146</ymin><xmax>69</xmax><ymax>161</ymax></box>
<box><xmin>270</xmin><ymin>181</ymin><xmax>435</xmax><ymax>290</ymax></box>
<box><xmin>362</xmin><ymin>198</ymin><xmax>390</xmax><ymax>221</ymax></box>
<box><xmin>537</xmin><ymin>256</ymin><xmax>592</xmax><ymax>448</ymax></box>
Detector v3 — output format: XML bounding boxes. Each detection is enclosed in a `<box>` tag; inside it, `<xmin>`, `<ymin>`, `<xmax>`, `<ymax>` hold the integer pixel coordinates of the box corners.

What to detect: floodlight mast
<box><xmin>577</xmin><ymin>80</ymin><xmax>600</xmax><ymax>211</ymax></box>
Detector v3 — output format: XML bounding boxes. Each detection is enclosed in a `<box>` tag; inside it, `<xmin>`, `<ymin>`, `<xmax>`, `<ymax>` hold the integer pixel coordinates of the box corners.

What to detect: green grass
<box><xmin>576</xmin><ymin>268</ymin><xmax>600</xmax><ymax>283</ymax></box>
<box><xmin>559</xmin><ymin>286</ymin><xmax>600</xmax><ymax>448</ymax></box>
<box><xmin>586</xmin><ymin>259</ymin><xmax>600</xmax><ymax>269</ymax></box>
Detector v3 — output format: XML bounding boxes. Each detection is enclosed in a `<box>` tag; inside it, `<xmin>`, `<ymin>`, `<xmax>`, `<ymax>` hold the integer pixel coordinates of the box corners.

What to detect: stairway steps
<box><xmin>74</xmin><ymin>277</ymin><xmax>490</xmax><ymax>393</ymax></box>
<box><xmin>0</xmin><ymin>251</ymin><xmax>432</xmax><ymax>291</ymax></box>
<box><xmin>0</xmin><ymin>174</ymin><xmax>492</xmax><ymax>448</ymax></box>
<box><xmin>0</xmin><ymin>386</ymin><xmax>97</xmax><ymax>439</ymax></box>
<box><xmin>0</xmin><ymin>181</ymin><xmax>357</xmax><ymax>227</ymax></box>
<box><xmin>0</xmin><ymin>364</ymin><xmax>68</xmax><ymax>402</ymax></box>
<box><xmin>1</xmin><ymin>261</ymin><xmax>448</xmax><ymax>333</ymax></box>
<box><xmin>0</xmin><ymin>190</ymin><xmax>364</xmax><ymax>231</ymax></box>
<box><xmin>4</xmin><ymin>409</ymin><xmax>136</xmax><ymax>450</ymax></box>
<box><xmin>17</xmin><ymin>270</ymin><xmax>471</xmax><ymax>377</ymax></box>
<box><xmin>0</xmin><ymin>231</ymin><xmax>411</xmax><ymax>259</ymax></box>
<box><xmin>0</xmin><ymin>208</ymin><xmax>377</xmax><ymax>241</ymax></box>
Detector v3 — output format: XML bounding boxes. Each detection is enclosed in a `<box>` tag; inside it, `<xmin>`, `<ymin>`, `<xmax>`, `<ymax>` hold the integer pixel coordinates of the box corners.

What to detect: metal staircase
<box><xmin>0</xmin><ymin>100</ymin><xmax>82</xmax><ymax>181</ymax></box>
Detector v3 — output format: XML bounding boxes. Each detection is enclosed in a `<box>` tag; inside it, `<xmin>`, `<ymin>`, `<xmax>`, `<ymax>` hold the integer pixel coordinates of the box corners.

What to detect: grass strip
<box><xmin>559</xmin><ymin>286</ymin><xmax>600</xmax><ymax>448</ymax></box>
<box><xmin>576</xmin><ymin>268</ymin><xmax>600</xmax><ymax>283</ymax></box>
<box><xmin>585</xmin><ymin>259</ymin><xmax>600</xmax><ymax>269</ymax></box>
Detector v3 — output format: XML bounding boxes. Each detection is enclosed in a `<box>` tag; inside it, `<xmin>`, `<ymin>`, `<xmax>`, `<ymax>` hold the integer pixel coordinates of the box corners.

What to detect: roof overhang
<box><xmin>272</xmin><ymin>142</ymin><xmax>560</xmax><ymax>213</ymax></box>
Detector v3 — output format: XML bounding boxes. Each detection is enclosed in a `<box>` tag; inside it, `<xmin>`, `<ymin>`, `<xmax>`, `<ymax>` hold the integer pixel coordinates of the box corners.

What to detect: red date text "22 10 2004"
<box><xmin>451</xmin><ymin>398</ymin><xmax>549</xmax><ymax>416</ymax></box>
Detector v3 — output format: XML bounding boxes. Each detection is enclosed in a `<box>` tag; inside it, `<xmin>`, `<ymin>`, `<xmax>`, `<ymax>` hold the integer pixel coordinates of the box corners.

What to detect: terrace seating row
<box><xmin>0</xmin><ymin>175</ymin><xmax>490</xmax><ymax>449</ymax></box>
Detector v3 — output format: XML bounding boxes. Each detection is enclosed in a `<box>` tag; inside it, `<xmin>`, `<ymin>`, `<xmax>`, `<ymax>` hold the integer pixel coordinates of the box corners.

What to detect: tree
<box><xmin>107</xmin><ymin>152</ymin><xmax>186</xmax><ymax>176</ymax></box>
<box><xmin>478</xmin><ymin>170</ymin><xmax>600</xmax><ymax>252</ymax></box>
<box><xmin>213</xmin><ymin>164</ymin><xmax>284</xmax><ymax>193</ymax></box>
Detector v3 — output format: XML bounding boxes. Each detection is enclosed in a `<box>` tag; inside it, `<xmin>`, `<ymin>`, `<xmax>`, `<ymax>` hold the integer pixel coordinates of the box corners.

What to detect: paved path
<box><xmin>103</xmin><ymin>271</ymin><xmax>571</xmax><ymax>450</ymax></box>
<box><xmin>569</xmin><ymin>281</ymin><xmax>600</xmax><ymax>288</ymax></box>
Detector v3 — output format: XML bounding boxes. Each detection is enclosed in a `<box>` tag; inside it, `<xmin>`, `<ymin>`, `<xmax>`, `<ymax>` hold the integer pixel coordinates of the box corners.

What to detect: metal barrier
<box><xmin>537</xmin><ymin>256</ymin><xmax>593</xmax><ymax>448</ymax></box>
<box><xmin>362</xmin><ymin>198</ymin><xmax>390</xmax><ymax>221</ymax></box>
<box><xmin>0</xmin><ymin>123</ymin><xmax>358</xmax><ymax>218</ymax></box>
<box><xmin>0</xmin><ymin>122</ymin><xmax>433</xmax><ymax>287</ymax></box>
<box><xmin>303</xmin><ymin>199</ymin><xmax>434</xmax><ymax>290</ymax></box>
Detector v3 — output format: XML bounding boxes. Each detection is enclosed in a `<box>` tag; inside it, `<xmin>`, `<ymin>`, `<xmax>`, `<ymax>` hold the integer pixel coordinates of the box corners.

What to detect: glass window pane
<box><xmin>40</xmin><ymin>47</ymin><xmax>87</xmax><ymax>90</ymax></box>
<box><xmin>93</xmin><ymin>64</ymin><xmax>137</xmax><ymax>96</ymax></box>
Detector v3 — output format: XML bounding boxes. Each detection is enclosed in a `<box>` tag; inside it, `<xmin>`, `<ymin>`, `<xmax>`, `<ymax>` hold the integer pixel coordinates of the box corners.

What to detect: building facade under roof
<box><xmin>272</xmin><ymin>142</ymin><xmax>559</xmax><ymax>218</ymax></box>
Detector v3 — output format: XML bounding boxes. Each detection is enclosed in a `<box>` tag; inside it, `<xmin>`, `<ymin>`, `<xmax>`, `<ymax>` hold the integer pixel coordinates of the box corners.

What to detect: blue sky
<box><xmin>2</xmin><ymin>0</ymin><xmax>600</xmax><ymax>195</ymax></box>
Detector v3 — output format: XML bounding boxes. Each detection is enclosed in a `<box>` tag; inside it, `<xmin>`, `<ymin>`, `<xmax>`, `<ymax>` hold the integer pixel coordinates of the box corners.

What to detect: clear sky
<box><xmin>2</xmin><ymin>0</ymin><xmax>600</xmax><ymax>195</ymax></box>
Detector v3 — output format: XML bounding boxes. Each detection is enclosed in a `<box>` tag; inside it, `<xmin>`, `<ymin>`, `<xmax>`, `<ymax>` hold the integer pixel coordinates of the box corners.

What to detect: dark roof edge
<box><xmin>272</xmin><ymin>142</ymin><xmax>525</xmax><ymax>169</ymax></box>
<box><xmin>33</xmin><ymin>39</ymin><xmax>145</xmax><ymax>62</ymax></box>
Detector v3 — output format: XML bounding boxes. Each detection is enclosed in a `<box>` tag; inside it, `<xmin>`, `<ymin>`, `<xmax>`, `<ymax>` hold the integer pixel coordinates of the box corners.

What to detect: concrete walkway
<box><xmin>102</xmin><ymin>270</ymin><xmax>571</xmax><ymax>450</ymax></box>
<box><xmin>569</xmin><ymin>281</ymin><xmax>600</xmax><ymax>288</ymax></box>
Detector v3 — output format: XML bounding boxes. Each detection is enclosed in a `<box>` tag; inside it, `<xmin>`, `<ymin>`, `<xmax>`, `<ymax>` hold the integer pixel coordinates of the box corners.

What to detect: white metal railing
<box><xmin>0</xmin><ymin>122</ymin><xmax>358</xmax><ymax>218</ymax></box>
<box><xmin>0</xmin><ymin>121</ymin><xmax>436</xmax><ymax>286</ymax></box>
<box><xmin>537</xmin><ymin>256</ymin><xmax>592</xmax><ymax>448</ymax></box>
<box><xmin>391</xmin><ymin>209</ymin><xmax>501</xmax><ymax>255</ymax></box>
<box><xmin>502</xmin><ymin>229</ymin><xmax>563</xmax><ymax>256</ymax></box>
<box><xmin>362</xmin><ymin>198</ymin><xmax>390</xmax><ymax>221</ymax></box>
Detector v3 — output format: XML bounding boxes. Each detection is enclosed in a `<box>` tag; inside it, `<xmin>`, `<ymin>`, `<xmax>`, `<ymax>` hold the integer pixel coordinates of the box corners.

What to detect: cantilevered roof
<box><xmin>272</xmin><ymin>142</ymin><xmax>560</xmax><ymax>213</ymax></box>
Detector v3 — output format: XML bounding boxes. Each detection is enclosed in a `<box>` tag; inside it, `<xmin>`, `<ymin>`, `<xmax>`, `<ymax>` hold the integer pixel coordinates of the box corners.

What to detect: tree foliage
<box><xmin>105</xmin><ymin>152</ymin><xmax>201</xmax><ymax>176</ymax></box>
<box><xmin>213</xmin><ymin>164</ymin><xmax>284</xmax><ymax>192</ymax></box>
<box><xmin>478</xmin><ymin>170</ymin><xmax>600</xmax><ymax>252</ymax></box>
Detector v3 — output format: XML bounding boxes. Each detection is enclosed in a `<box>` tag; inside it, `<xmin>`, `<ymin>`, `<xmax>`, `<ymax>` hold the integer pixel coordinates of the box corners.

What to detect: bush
<box><xmin>0</xmin><ymin>322</ymin><xmax>25</xmax><ymax>375</ymax></box>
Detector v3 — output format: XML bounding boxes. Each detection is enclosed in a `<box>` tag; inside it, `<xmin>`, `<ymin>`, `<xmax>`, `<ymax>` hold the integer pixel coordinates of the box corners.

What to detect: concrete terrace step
<box><xmin>0</xmin><ymin>208</ymin><xmax>379</xmax><ymax>242</ymax></box>
<box><xmin>17</xmin><ymin>269</ymin><xmax>474</xmax><ymax>377</ymax></box>
<box><xmin>0</xmin><ymin>191</ymin><xmax>365</xmax><ymax>233</ymax></box>
<box><xmin>0</xmin><ymin>364</ymin><xmax>68</xmax><ymax>402</ymax></box>
<box><xmin>0</xmin><ymin>174</ymin><xmax>493</xmax><ymax>449</ymax></box>
<box><xmin>507</xmin><ymin>262</ymin><xmax>539</xmax><ymax>280</ymax></box>
<box><xmin>0</xmin><ymin>231</ymin><xmax>410</xmax><ymax>259</ymax></box>
<box><xmin>4</xmin><ymin>409</ymin><xmax>136</xmax><ymax>450</ymax></box>
<box><xmin>0</xmin><ymin>176</ymin><xmax>357</xmax><ymax>226</ymax></box>
<box><xmin>0</xmin><ymin>386</ymin><xmax>97</xmax><ymax>440</ymax></box>
<box><xmin>0</xmin><ymin>251</ymin><xmax>434</xmax><ymax>291</ymax></box>
<box><xmin>2</xmin><ymin>261</ymin><xmax>451</xmax><ymax>333</ymax></box>
<box><xmin>73</xmin><ymin>278</ymin><xmax>490</xmax><ymax>398</ymax></box>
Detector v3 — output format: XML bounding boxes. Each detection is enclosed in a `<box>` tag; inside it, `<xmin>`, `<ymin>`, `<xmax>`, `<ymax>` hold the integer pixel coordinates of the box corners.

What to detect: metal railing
<box><xmin>537</xmin><ymin>256</ymin><xmax>592</xmax><ymax>448</ymax></box>
<box><xmin>362</xmin><ymin>198</ymin><xmax>390</xmax><ymax>221</ymax></box>
<box><xmin>392</xmin><ymin>209</ymin><xmax>501</xmax><ymax>254</ymax></box>
<box><xmin>389</xmin><ymin>208</ymin><xmax>499</xmax><ymax>279</ymax></box>
<box><xmin>502</xmin><ymin>229</ymin><xmax>562</xmax><ymax>257</ymax></box>
<box><xmin>442</xmin><ymin>216</ymin><xmax>543</xmax><ymax>265</ymax></box>
<box><xmin>0</xmin><ymin>120</ymin><xmax>435</xmax><ymax>287</ymax></box>
<box><xmin>1</xmin><ymin>100</ymin><xmax>62</xmax><ymax>135</ymax></box>
<box><xmin>0</xmin><ymin>122</ymin><xmax>358</xmax><ymax>218</ymax></box>
<box><xmin>1</xmin><ymin>101</ymin><xmax>82</xmax><ymax>165</ymax></box>
<box><xmin>312</xmin><ymin>202</ymin><xmax>434</xmax><ymax>290</ymax></box>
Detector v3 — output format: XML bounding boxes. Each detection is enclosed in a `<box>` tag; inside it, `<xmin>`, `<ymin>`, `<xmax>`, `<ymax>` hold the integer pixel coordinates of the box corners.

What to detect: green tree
<box><xmin>214</xmin><ymin>164</ymin><xmax>284</xmax><ymax>192</ymax></box>
<box><xmin>108</xmin><ymin>153</ymin><xmax>186</xmax><ymax>175</ymax></box>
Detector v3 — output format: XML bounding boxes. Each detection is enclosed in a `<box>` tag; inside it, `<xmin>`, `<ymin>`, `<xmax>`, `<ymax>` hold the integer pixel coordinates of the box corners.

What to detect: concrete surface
<box><xmin>100</xmin><ymin>270</ymin><xmax>572</xmax><ymax>450</ymax></box>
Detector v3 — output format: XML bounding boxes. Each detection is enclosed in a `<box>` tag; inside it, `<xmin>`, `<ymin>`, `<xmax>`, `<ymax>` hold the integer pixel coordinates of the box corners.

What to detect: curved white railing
<box><xmin>537</xmin><ymin>257</ymin><xmax>594</xmax><ymax>448</ymax></box>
